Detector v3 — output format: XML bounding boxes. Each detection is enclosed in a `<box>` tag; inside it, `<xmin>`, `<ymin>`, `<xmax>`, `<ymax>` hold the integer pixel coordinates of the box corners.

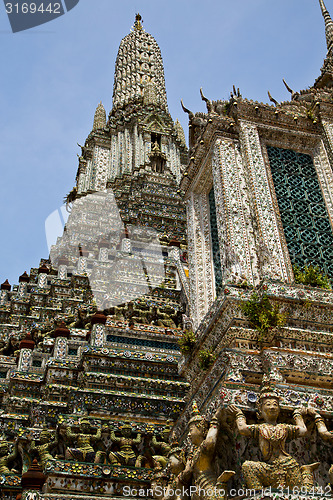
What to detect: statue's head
<box><xmin>40</xmin><ymin>427</ymin><xmax>51</xmax><ymax>444</ymax></box>
<box><xmin>161</xmin><ymin>421</ymin><xmax>172</xmax><ymax>441</ymax></box>
<box><xmin>257</xmin><ymin>383</ymin><xmax>280</xmax><ymax>422</ymax></box>
<box><xmin>167</xmin><ymin>444</ymin><xmax>185</xmax><ymax>475</ymax></box>
<box><xmin>120</xmin><ymin>423</ymin><xmax>132</xmax><ymax>438</ymax></box>
<box><xmin>188</xmin><ymin>402</ymin><xmax>208</xmax><ymax>446</ymax></box>
<box><xmin>80</xmin><ymin>418</ymin><xmax>91</xmax><ymax>433</ymax></box>
<box><xmin>259</xmin><ymin>397</ymin><xmax>280</xmax><ymax>421</ymax></box>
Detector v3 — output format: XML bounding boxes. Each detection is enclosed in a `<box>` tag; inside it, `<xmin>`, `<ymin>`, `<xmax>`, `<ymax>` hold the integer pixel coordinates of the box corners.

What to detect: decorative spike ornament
<box><xmin>174</xmin><ymin>119</ymin><xmax>186</xmax><ymax>146</ymax></box>
<box><xmin>93</xmin><ymin>102</ymin><xmax>106</xmax><ymax>130</ymax></box>
<box><xmin>319</xmin><ymin>0</ymin><xmax>333</xmax><ymax>54</ymax></box>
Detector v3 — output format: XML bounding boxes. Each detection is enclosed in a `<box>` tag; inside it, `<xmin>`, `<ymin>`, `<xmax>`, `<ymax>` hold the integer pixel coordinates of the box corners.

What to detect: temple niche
<box><xmin>1</xmin><ymin>3</ymin><xmax>333</xmax><ymax>500</ymax></box>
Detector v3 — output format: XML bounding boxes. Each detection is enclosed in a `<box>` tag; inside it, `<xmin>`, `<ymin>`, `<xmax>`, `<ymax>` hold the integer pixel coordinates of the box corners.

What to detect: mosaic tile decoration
<box><xmin>209</xmin><ymin>187</ymin><xmax>223</xmax><ymax>292</ymax></box>
<box><xmin>267</xmin><ymin>145</ymin><xmax>333</xmax><ymax>278</ymax></box>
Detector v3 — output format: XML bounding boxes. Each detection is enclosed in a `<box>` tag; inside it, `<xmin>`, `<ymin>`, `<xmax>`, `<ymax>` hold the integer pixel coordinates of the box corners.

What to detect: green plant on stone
<box><xmin>178</xmin><ymin>330</ymin><xmax>196</xmax><ymax>353</ymax></box>
<box><xmin>240</xmin><ymin>293</ymin><xmax>287</xmax><ymax>344</ymax></box>
<box><xmin>198</xmin><ymin>349</ymin><xmax>216</xmax><ymax>370</ymax></box>
<box><xmin>293</xmin><ymin>265</ymin><xmax>331</xmax><ymax>290</ymax></box>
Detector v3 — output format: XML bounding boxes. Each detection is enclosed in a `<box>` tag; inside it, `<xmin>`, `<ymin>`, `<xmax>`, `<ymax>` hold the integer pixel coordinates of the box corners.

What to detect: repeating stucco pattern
<box><xmin>212</xmin><ymin>137</ymin><xmax>257</xmax><ymax>285</ymax></box>
<box><xmin>93</xmin><ymin>146</ymin><xmax>111</xmax><ymax>191</ymax></box>
<box><xmin>187</xmin><ymin>193</ymin><xmax>214</xmax><ymax>327</ymax></box>
<box><xmin>240</xmin><ymin>121</ymin><xmax>289</xmax><ymax>281</ymax></box>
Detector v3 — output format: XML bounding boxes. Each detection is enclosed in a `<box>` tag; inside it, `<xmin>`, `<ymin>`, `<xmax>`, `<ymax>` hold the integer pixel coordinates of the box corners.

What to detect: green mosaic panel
<box><xmin>209</xmin><ymin>188</ymin><xmax>223</xmax><ymax>292</ymax></box>
<box><xmin>267</xmin><ymin>146</ymin><xmax>333</xmax><ymax>279</ymax></box>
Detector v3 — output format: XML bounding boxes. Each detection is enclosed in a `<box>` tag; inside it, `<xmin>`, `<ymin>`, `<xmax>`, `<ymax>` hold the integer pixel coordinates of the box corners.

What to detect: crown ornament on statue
<box><xmin>188</xmin><ymin>401</ymin><xmax>203</xmax><ymax>425</ymax></box>
<box><xmin>120</xmin><ymin>422</ymin><xmax>132</xmax><ymax>431</ymax></box>
<box><xmin>257</xmin><ymin>380</ymin><xmax>281</xmax><ymax>409</ymax></box>
<box><xmin>188</xmin><ymin>401</ymin><xmax>208</xmax><ymax>433</ymax></box>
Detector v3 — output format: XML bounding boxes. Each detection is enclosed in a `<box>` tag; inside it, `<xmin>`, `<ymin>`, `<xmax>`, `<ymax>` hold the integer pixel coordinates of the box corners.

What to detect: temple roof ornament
<box><xmin>134</xmin><ymin>13</ymin><xmax>143</xmax><ymax>31</ymax></box>
<box><xmin>319</xmin><ymin>0</ymin><xmax>333</xmax><ymax>54</ymax></box>
<box><xmin>93</xmin><ymin>101</ymin><xmax>106</xmax><ymax>130</ymax></box>
<box><xmin>315</xmin><ymin>0</ymin><xmax>333</xmax><ymax>88</ymax></box>
<box><xmin>112</xmin><ymin>14</ymin><xmax>168</xmax><ymax>111</ymax></box>
<box><xmin>174</xmin><ymin>119</ymin><xmax>186</xmax><ymax>146</ymax></box>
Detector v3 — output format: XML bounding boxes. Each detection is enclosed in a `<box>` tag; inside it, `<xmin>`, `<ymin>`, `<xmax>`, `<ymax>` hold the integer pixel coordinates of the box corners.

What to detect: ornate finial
<box><xmin>1</xmin><ymin>279</ymin><xmax>11</xmax><ymax>291</ymax></box>
<box><xmin>134</xmin><ymin>13</ymin><xmax>143</xmax><ymax>31</ymax></box>
<box><xmin>112</xmin><ymin>14</ymin><xmax>167</xmax><ymax>110</ymax></box>
<box><xmin>21</xmin><ymin>458</ymin><xmax>46</xmax><ymax>491</ymax></box>
<box><xmin>93</xmin><ymin>102</ymin><xmax>106</xmax><ymax>130</ymax></box>
<box><xmin>174</xmin><ymin>119</ymin><xmax>186</xmax><ymax>146</ymax></box>
<box><xmin>319</xmin><ymin>0</ymin><xmax>333</xmax><ymax>54</ymax></box>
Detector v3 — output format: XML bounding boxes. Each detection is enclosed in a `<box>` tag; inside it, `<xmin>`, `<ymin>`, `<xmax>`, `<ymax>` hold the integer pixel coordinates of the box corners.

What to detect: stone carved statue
<box><xmin>155</xmin><ymin>305</ymin><xmax>178</xmax><ymax>329</ymax></box>
<box><xmin>69</xmin><ymin>307</ymin><xmax>90</xmax><ymax>329</ymax></box>
<box><xmin>308</xmin><ymin>407</ymin><xmax>333</xmax><ymax>484</ymax></box>
<box><xmin>29</xmin><ymin>426</ymin><xmax>58</xmax><ymax>469</ymax></box>
<box><xmin>152</xmin><ymin>423</ymin><xmax>172</xmax><ymax>469</ymax></box>
<box><xmin>148</xmin><ymin>305</ymin><xmax>177</xmax><ymax>329</ymax></box>
<box><xmin>109</xmin><ymin>423</ymin><xmax>142</xmax><ymax>467</ymax></box>
<box><xmin>61</xmin><ymin>419</ymin><xmax>103</xmax><ymax>463</ymax></box>
<box><xmin>109</xmin><ymin>301</ymin><xmax>148</xmax><ymax>325</ymax></box>
<box><xmin>182</xmin><ymin>402</ymin><xmax>235</xmax><ymax>500</ymax></box>
<box><xmin>228</xmin><ymin>385</ymin><xmax>319</xmax><ymax>491</ymax></box>
<box><xmin>0</xmin><ymin>438</ymin><xmax>19</xmax><ymax>474</ymax></box>
<box><xmin>162</xmin><ymin>444</ymin><xmax>191</xmax><ymax>500</ymax></box>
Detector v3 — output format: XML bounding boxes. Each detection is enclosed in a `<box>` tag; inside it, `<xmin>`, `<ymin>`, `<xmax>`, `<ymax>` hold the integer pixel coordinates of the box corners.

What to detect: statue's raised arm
<box><xmin>228</xmin><ymin>404</ymin><xmax>252</xmax><ymax>437</ymax></box>
<box><xmin>308</xmin><ymin>408</ymin><xmax>333</xmax><ymax>484</ymax></box>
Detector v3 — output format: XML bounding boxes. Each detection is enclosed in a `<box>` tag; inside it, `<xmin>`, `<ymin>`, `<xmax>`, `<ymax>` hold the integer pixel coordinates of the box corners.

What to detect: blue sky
<box><xmin>0</xmin><ymin>0</ymin><xmax>330</xmax><ymax>286</ymax></box>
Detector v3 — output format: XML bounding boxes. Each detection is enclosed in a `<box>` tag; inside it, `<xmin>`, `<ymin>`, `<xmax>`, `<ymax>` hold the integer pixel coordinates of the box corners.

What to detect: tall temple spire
<box><xmin>112</xmin><ymin>14</ymin><xmax>168</xmax><ymax>111</ymax></box>
<box><xmin>93</xmin><ymin>101</ymin><xmax>106</xmax><ymax>130</ymax></box>
<box><xmin>319</xmin><ymin>0</ymin><xmax>333</xmax><ymax>54</ymax></box>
